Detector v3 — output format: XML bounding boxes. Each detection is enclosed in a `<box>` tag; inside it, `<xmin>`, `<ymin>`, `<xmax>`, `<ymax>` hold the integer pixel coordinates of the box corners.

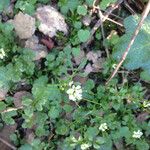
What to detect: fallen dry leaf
<box><xmin>41</xmin><ymin>38</ymin><xmax>54</xmax><ymax>50</ymax></box>
<box><xmin>0</xmin><ymin>124</ymin><xmax>17</xmax><ymax>150</ymax></box>
<box><xmin>0</xmin><ymin>89</ymin><xmax>8</xmax><ymax>101</ymax></box>
<box><xmin>136</xmin><ymin>112</ymin><xmax>149</xmax><ymax>122</ymax></box>
<box><xmin>13</xmin><ymin>91</ymin><xmax>31</xmax><ymax>108</ymax></box>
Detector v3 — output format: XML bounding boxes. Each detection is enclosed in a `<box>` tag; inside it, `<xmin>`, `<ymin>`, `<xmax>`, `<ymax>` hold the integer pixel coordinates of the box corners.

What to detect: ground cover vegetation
<box><xmin>0</xmin><ymin>0</ymin><xmax>150</xmax><ymax>149</ymax></box>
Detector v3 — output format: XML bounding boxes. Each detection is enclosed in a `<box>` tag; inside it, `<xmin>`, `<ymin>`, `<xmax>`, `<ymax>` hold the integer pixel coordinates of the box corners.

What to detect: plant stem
<box><xmin>82</xmin><ymin>98</ymin><xmax>101</xmax><ymax>106</ymax></box>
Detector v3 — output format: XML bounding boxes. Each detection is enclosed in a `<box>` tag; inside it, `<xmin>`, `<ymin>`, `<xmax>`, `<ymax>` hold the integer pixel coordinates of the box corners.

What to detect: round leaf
<box><xmin>78</xmin><ymin>29</ymin><xmax>90</xmax><ymax>42</ymax></box>
<box><xmin>77</xmin><ymin>5</ymin><xmax>87</xmax><ymax>16</ymax></box>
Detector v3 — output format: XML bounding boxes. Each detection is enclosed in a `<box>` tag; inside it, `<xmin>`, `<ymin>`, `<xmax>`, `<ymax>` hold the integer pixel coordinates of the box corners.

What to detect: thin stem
<box><xmin>82</xmin><ymin>98</ymin><xmax>101</xmax><ymax>106</ymax></box>
<box><xmin>106</xmin><ymin>0</ymin><xmax>150</xmax><ymax>85</ymax></box>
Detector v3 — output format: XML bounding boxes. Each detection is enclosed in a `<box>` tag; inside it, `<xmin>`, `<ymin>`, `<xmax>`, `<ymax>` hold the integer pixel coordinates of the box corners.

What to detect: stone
<box><xmin>36</xmin><ymin>5</ymin><xmax>68</xmax><ymax>37</ymax></box>
<box><xmin>13</xmin><ymin>12</ymin><xmax>35</xmax><ymax>39</ymax></box>
<box><xmin>25</xmin><ymin>35</ymin><xmax>48</xmax><ymax>60</ymax></box>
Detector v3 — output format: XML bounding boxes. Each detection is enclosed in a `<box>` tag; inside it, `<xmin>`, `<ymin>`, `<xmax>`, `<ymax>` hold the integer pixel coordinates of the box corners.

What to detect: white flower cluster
<box><xmin>81</xmin><ymin>143</ymin><xmax>91</xmax><ymax>150</ymax></box>
<box><xmin>66</xmin><ymin>81</ymin><xmax>82</xmax><ymax>101</ymax></box>
<box><xmin>99</xmin><ymin>123</ymin><xmax>108</xmax><ymax>132</ymax></box>
<box><xmin>143</xmin><ymin>101</ymin><xmax>150</xmax><ymax>108</ymax></box>
<box><xmin>0</xmin><ymin>48</ymin><xmax>6</xmax><ymax>59</ymax></box>
<box><xmin>132</xmin><ymin>130</ymin><xmax>143</xmax><ymax>139</ymax></box>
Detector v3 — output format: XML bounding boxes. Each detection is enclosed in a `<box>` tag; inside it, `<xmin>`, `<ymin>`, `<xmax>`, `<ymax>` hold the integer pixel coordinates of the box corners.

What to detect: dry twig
<box><xmin>0</xmin><ymin>137</ymin><xmax>17</xmax><ymax>150</ymax></box>
<box><xmin>82</xmin><ymin>0</ymin><xmax>124</xmax><ymax>48</ymax></box>
<box><xmin>1</xmin><ymin>106</ymin><xmax>23</xmax><ymax>113</ymax></box>
<box><xmin>106</xmin><ymin>0</ymin><xmax>150</xmax><ymax>85</ymax></box>
<box><xmin>98</xmin><ymin>9</ymin><xmax>110</xmax><ymax>58</ymax></box>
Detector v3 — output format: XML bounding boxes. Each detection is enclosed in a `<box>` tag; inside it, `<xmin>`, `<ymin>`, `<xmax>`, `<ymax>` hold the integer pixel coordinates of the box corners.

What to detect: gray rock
<box><xmin>13</xmin><ymin>12</ymin><xmax>35</xmax><ymax>39</ymax></box>
<box><xmin>36</xmin><ymin>5</ymin><xmax>68</xmax><ymax>37</ymax></box>
<box><xmin>25</xmin><ymin>35</ymin><xmax>48</xmax><ymax>60</ymax></box>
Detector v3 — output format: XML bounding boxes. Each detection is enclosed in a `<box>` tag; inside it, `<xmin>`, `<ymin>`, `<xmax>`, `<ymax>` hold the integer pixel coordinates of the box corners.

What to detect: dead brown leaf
<box><xmin>13</xmin><ymin>91</ymin><xmax>31</xmax><ymax>108</ymax></box>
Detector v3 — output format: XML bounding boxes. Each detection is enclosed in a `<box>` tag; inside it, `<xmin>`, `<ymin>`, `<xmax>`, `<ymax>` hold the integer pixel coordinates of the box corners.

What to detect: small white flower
<box><xmin>71</xmin><ymin>136</ymin><xmax>82</xmax><ymax>143</ymax></box>
<box><xmin>66</xmin><ymin>82</ymin><xmax>82</xmax><ymax>101</ymax></box>
<box><xmin>69</xmin><ymin>81</ymin><xmax>74</xmax><ymax>87</ymax></box>
<box><xmin>71</xmin><ymin>136</ymin><xmax>78</xmax><ymax>143</ymax></box>
<box><xmin>81</xmin><ymin>143</ymin><xmax>91</xmax><ymax>150</ymax></box>
<box><xmin>99</xmin><ymin>123</ymin><xmax>108</xmax><ymax>132</ymax></box>
<box><xmin>143</xmin><ymin>101</ymin><xmax>150</xmax><ymax>108</ymax></box>
<box><xmin>0</xmin><ymin>48</ymin><xmax>6</xmax><ymax>59</ymax></box>
<box><xmin>132</xmin><ymin>130</ymin><xmax>143</xmax><ymax>139</ymax></box>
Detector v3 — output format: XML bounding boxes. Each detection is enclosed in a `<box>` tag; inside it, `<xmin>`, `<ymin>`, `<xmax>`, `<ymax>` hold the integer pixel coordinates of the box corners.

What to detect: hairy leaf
<box><xmin>113</xmin><ymin>15</ymin><xmax>150</xmax><ymax>81</ymax></box>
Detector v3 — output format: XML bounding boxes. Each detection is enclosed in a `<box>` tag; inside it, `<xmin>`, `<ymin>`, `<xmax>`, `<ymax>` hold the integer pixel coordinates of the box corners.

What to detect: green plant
<box><xmin>0</xmin><ymin>0</ymin><xmax>10</xmax><ymax>12</ymax></box>
<box><xmin>0</xmin><ymin>0</ymin><xmax>150</xmax><ymax>150</ymax></box>
<box><xmin>100</xmin><ymin>0</ymin><xmax>117</xmax><ymax>10</ymax></box>
<box><xmin>113</xmin><ymin>15</ymin><xmax>150</xmax><ymax>81</ymax></box>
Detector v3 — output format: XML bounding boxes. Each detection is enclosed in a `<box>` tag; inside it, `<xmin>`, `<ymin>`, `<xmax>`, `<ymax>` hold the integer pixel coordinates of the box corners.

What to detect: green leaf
<box><xmin>22</xmin><ymin>98</ymin><xmax>33</xmax><ymax>106</ymax></box>
<box><xmin>59</xmin><ymin>0</ymin><xmax>79</xmax><ymax>14</ymax></box>
<box><xmin>0</xmin><ymin>101</ymin><xmax>6</xmax><ymax>111</ymax></box>
<box><xmin>2</xmin><ymin>110</ymin><xmax>17</xmax><ymax>125</ymax></box>
<box><xmin>84</xmin><ymin>127</ymin><xmax>99</xmax><ymax>141</ymax></box>
<box><xmin>72</xmin><ymin>47</ymin><xmax>80</xmax><ymax>57</ymax></box>
<box><xmin>19</xmin><ymin>144</ymin><xmax>32</xmax><ymax>150</ymax></box>
<box><xmin>118</xmin><ymin>126</ymin><xmax>130</xmax><ymax>138</ymax></box>
<box><xmin>56</xmin><ymin>120</ymin><xmax>69</xmax><ymax>135</ymax></box>
<box><xmin>135</xmin><ymin>140</ymin><xmax>149</xmax><ymax>150</ymax></box>
<box><xmin>78</xmin><ymin>58</ymin><xmax>87</xmax><ymax>69</ymax></box>
<box><xmin>77</xmin><ymin>5</ymin><xmax>87</xmax><ymax>16</ymax></box>
<box><xmin>48</xmin><ymin>106</ymin><xmax>60</xmax><ymax>119</ymax></box>
<box><xmin>37</xmin><ymin>0</ymin><xmax>49</xmax><ymax>4</ymax></box>
<box><xmin>100</xmin><ymin>0</ymin><xmax>117</xmax><ymax>10</ymax></box>
<box><xmin>15</xmin><ymin>1</ymin><xmax>35</xmax><ymax>15</ymax></box>
<box><xmin>0</xmin><ymin>0</ymin><xmax>10</xmax><ymax>12</ymax></box>
<box><xmin>113</xmin><ymin>15</ymin><xmax>150</xmax><ymax>81</ymax></box>
<box><xmin>78</xmin><ymin>29</ymin><xmax>90</xmax><ymax>42</ymax></box>
<box><xmin>86</xmin><ymin>0</ymin><xmax>94</xmax><ymax>7</ymax></box>
<box><xmin>84</xmin><ymin>79</ymin><xmax>95</xmax><ymax>91</ymax></box>
<box><xmin>74</xmin><ymin>21</ymin><xmax>82</xmax><ymax>29</ymax></box>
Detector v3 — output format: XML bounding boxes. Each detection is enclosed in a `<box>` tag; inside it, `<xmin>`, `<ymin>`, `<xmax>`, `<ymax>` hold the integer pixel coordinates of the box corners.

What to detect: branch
<box><xmin>0</xmin><ymin>137</ymin><xmax>17</xmax><ymax>150</ymax></box>
<box><xmin>106</xmin><ymin>0</ymin><xmax>150</xmax><ymax>85</ymax></box>
<box><xmin>82</xmin><ymin>0</ymin><xmax>124</xmax><ymax>48</ymax></box>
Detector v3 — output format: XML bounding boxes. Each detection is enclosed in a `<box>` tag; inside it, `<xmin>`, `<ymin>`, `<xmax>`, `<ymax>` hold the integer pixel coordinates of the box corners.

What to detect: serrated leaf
<box><xmin>113</xmin><ymin>15</ymin><xmax>150</xmax><ymax>81</ymax></box>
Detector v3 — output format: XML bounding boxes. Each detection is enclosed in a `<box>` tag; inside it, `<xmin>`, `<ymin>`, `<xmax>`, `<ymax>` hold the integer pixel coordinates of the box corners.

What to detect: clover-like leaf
<box><xmin>78</xmin><ymin>29</ymin><xmax>90</xmax><ymax>42</ymax></box>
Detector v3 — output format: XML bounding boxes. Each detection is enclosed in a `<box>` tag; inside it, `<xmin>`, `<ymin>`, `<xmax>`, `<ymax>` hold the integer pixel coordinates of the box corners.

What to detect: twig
<box><xmin>102</xmin><ymin>10</ymin><xmax>124</xmax><ymax>20</ymax></box>
<box><xmin>105</xmin><ymin>17</ymin><xmax>123</xmax><ymax>26</ymax></box>
<box><xmin>106</xmin><ymin>0</ymin><xmax>150</xmax><ymax>85</ymax></box>
<box><xmin>1</xmin><ymin>106</ymin><xmax>23</xmax><ymax>113</ymax></box>
<box><xmin>0</xmin><ymin>137</ymin><xmax>17</xmax><ymax>150</ymax></box>
<box><xmin>82</xmin><ymin>0</ymin><xmax>124</xmax><ymax>48</ymax></box>
<box><xmin>98</xmin><ymin>9</ymin><xmax>110</xmax><ymax>58</ymax></box>
<box><xmin>124</xmin><ymin>0</ymin><xmax>136</xmax><ymax>14</ymax></box>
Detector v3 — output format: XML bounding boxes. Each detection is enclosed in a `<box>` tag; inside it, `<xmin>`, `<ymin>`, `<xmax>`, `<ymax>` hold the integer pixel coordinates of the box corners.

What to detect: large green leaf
<box><xmin>0</xmin><ymin>0</ymin><xmax>10</xmax><ymax>12</ymax></box>
<box><xmin>113</xmin><ymin>15</ymin><xmax>150</xmax><ymax>81</ymax></box>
